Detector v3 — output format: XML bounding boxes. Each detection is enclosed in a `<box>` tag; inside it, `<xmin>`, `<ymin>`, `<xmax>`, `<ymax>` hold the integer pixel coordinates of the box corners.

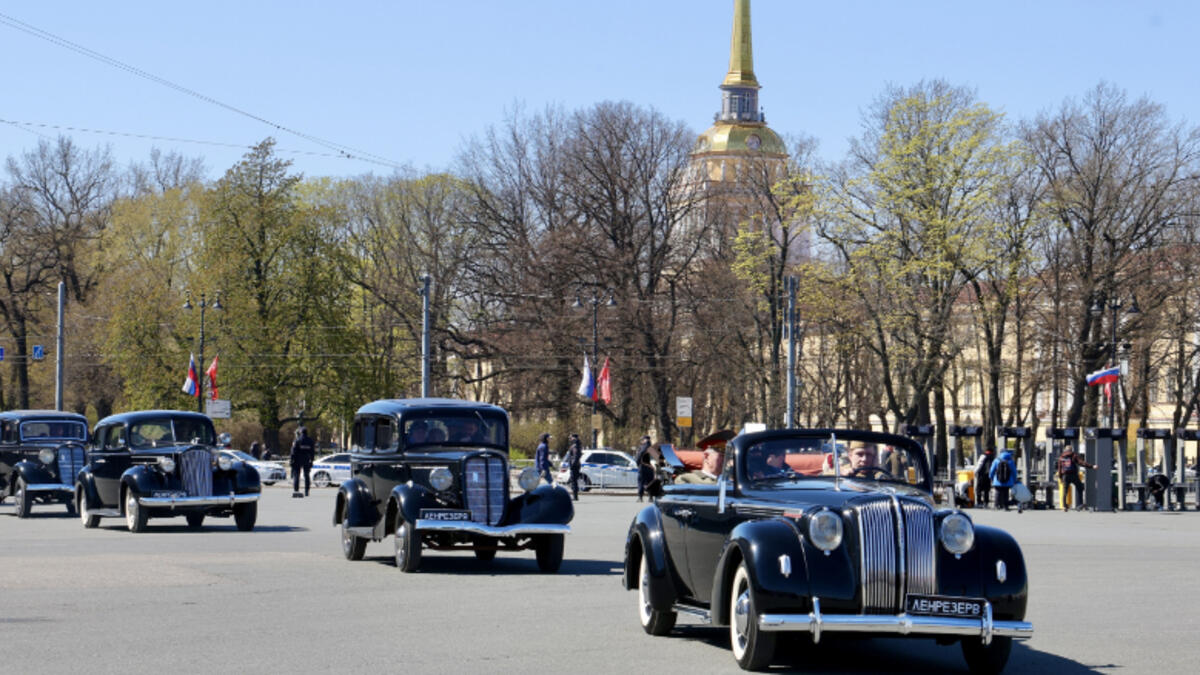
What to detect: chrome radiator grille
<box><xmin>181</xmin><ymin>448</ymin><xmax>213</xmax><ymax>497</ymax></box>
<box><xmin>56</xmin><ymin>446</ymin><xmax>86</xmax><ymax>485</ymax></box>
<box><xmin>463</xmin><ymin>456</ymin><xmax>506</xmax><ymax>526</ymax></box>
<box><xmin>856</xmin><ymin>497</ymin><xmax>936</xmax><ymax>613</ymax></box>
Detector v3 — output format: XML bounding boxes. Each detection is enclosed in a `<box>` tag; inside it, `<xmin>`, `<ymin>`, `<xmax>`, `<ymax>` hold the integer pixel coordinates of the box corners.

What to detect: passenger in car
<box><xmin>407</xmin><ymin>421</ymin><xmax>428</xmax><ymax>446</ymax></box>
<box><xmin>428</xmin><ymin>428</ymin><xmax>446</xmax><ymax>443</ymax></box>
<box><xmin>678</xmin><ymin>448</ymin><xmax>724</xmax><ymax>484</ymax></box>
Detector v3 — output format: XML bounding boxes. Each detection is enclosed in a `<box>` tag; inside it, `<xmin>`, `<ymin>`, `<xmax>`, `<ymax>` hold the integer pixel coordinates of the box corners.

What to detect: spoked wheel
<box><xmin>534</xmin><ymin>533</ymin><xmax>564</xmax><ymax>573</ymax></box>
<box><xmin>394</xmin><ymin>520</ymin><xmax>422</xmax><ymax>572</ymax></box>
<box><xmin>15</xmin><ymin>477</ymin><xmax>33</xmax><ymax>518</ymax></box>
<box><xmin>186</xmin><ymin>513</ymin><xmax>206</xmax><ymax>529</ymax></box>
<box><xmin>313</xmin><ymin>472</ymin><xmax>331</xmax><ymax>488</ymax></box>
<box><xmin>730</xmin><ymin>562</ymin><xmax>775</xmax><ymax>670</ymax></box>
<box><xmin>234</xmin><ymin>503</ymin><xmax>257</xmax><ymax>531</ymax></box>
<box><xmin>638</xmin><ymin>554</ymin><xmax>676</xmax><ymax>635</ymax></box>
<box><xmin>341</xmin><ymin>515</ymin><xmax>366</xmax><ymax>561</ymax></box>
<box><xmin>125</xmin><ymin>489</ymin><xmax>148</xmax><ymax>533</ymax></box>
<box><xmin>77</xmin><ymin>487</ymin><xmax>99</xmax><ymax>528</ymax></box>
<box><xmin>961</xmin><ymin>636</ymin><xmax>1013</xmax><ymax>675</ymax></box>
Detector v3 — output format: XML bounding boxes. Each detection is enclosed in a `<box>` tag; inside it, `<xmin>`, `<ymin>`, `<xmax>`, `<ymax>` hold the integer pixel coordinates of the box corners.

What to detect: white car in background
<box><xmin>311</xmin><ymin>453</ymin><xmax>352</xmax><ymax>488</ymax></box>
<box><xmin>220</xmin><ymin>450</ymin><xmax>287</xmax><ymax>486</ymax></box>
<box><xmin>556</xmin><ymin>448</ymin><xmax>639</xmax><ymax>490</ymax></box>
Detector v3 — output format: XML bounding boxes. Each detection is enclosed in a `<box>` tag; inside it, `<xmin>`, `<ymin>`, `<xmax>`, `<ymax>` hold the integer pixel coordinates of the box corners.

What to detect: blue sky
<box><xmin>2</xmin><ymin>1</ymin><xmax>1196</xmax><ymax>180</ymax></box>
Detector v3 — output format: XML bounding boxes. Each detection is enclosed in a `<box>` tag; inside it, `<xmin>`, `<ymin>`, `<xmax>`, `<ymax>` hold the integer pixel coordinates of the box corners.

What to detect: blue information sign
<box><xmin>0</xmin><ymin>346</ymin><xmax>4</xmax><ymax>361</ymax></box>
<box><xmin>32</xmin><ymin>345</ymin><xmax>45</xmax><ymax>360</ymax></box>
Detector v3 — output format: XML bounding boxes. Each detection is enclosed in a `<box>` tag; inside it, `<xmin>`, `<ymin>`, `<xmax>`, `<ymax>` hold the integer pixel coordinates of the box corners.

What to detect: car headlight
<box><xmin>940</xmin><ymin>512</ymin><xmax>975</xmax><ymax>555</ymax></box>
<box><xmin>429</xmin><ymin>467</ymin><xmax>453</xmax><ymax>491</ymax></box>
<box><xmin>216</xmin><ymin>454</ymin><xmax>233</xmax><ymax>471</ymax></box>
<box><xmin>38</xmin><ymin>448</ymin><xmax>57</xmax><ymax>465</ymax></box>
<box><xmin>518</xmin><ymin>467</ymin><xmax>541</xmax><ymax>492</ymax></box>
<box><xmin>808</xmin><ymin>509</ymin><xmax>843</xmax><ymax>552</ymax></box>
<box><xmin>158</xmin><ymin>456</ymin><xmax>177</xmax><ymax>473</ymax></box>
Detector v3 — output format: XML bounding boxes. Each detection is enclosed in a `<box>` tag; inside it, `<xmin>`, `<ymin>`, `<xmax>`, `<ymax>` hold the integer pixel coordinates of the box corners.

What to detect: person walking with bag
<box><xmin>535</xmin><ymin>433</ymin><xmax>553</xmax><ymax>485</ymax></box>
<box><xmin>565</xmin><ymin>433</ymin><xmax>583</xmax><ymax>501</ymax></box>
<box><xmin>988</xmin><ymin>448</ymin><xmax>1017</xmax><ymax>511</ymax></box>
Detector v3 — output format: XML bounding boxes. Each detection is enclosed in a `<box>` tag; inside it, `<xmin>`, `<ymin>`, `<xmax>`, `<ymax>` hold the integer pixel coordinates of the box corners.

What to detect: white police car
<box><xmin>556</xmin><ymin>449</ymin><xmax>638</xmax><ymax>490</ymax></box>
<box><xmin>220</xmin><ymin>450</ymin><xmax>287</xmax><ymax>486</ymax></box>
<box><xmin>311</xmin><ymin>453</ymin><xmax>352</xmax><ymax>488</ymax></box>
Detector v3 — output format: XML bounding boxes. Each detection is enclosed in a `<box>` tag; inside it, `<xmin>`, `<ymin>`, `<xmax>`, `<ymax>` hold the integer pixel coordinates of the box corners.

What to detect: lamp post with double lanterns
<box><xmin>572</xmin><ymin>288</ymin><xmax>616</xmax><ymax>448</ymax></box>
<box><xmin>183</xmin><ymin>292</ymin><xmax>222</xmax><ymax>413</ymax></box>
<box><xmin>1090</xmin><ymin>294</ymin><xmax>1139</xmax><ymax>428</ymax></box>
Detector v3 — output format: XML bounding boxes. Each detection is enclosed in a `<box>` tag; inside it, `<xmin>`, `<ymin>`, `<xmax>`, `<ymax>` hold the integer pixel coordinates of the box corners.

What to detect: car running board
<box><xmin>673</xmin><ymin>603</ymin><xmax>712</xmax><ymax>622</ymax></box>
<box><xmin>85</xmin><ymin>508</ymin><xmax>122</xmax><ymax>518</ymax></box>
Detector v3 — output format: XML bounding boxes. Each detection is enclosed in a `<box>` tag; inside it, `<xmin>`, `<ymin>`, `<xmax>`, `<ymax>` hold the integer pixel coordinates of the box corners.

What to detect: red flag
<box><xmin>206</xmin><ymin>355</ymin><xmax>219</xmax><ymax>400</ymax></box>
<box><xmin>1104</xmin><ymin>381</ymin><xmax>1111</xmax><ymax>401</ymax></box>
<box><xmin>596</xmin><ymin>357</ymin><xmax>612</xmax><ymax>405</ymax></box>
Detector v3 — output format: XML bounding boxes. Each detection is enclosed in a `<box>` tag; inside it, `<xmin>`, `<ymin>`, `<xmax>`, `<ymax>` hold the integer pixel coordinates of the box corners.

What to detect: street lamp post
<box><xmin>184</xmin><ymin>292</ymin><xmax>222</xmax><ymax>413</ymax></box>
<box><xmin>573</xmin><ymin>289</ymin><xmax>615</xmax><ymax>448</ymax></box>
<box><xmin>1091</xmin><ymin>295</ymin><xmax>1139</xmax><ymax>428</ymax></box>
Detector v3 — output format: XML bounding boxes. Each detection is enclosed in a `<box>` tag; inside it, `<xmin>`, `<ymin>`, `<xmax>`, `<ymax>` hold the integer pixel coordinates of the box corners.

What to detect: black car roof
<box><xmin>0</xmin><ymin>409</ymin><xmax>89</xmax><ymax>423</ymax></box>
<box><xmin>94</xmin><ymin>409</ymin><xmax>214</xmax><ymax>429</ymax></box>
<box><xmin>354</xmin><ymin>398</ymin><xmax>507</xmax><ymax>418</ymax></box>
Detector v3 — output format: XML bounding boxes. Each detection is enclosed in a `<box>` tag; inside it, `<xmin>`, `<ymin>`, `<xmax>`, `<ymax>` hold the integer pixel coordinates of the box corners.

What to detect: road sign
<box><xmin>676</xmin><ymin>396</ymin><xmax>693</xmax><ymax>428</ymax></box>
<box><xmin>0</xmin><ymin>346</ymin><xmax>4</xmax><ymax>361</ymax></box>
<box><xmin>206</xmin><ymin>399</ymin><xmax>232</xmax><ymax>419</ymax></box>
<box><xmin>32</xmin><ymin>345</ymin><xmax>44</xmax><ymax>360</ymax></box>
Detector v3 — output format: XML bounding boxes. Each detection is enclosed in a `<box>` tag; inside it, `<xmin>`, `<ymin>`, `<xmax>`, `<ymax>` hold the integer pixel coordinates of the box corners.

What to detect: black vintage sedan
<box><xmin>75</xmin><ymin>410</ymin><xmax>260</xmax><ymax>532</ymax></box>
<box><xmin>0</xmin><ymin>410</ymin><xmax>89</xmax><ymax>517</ymax></box>
<box><xmin>334</xmin><ymin>398</ymin><xmax>573</xmax><ymax>573</ymax></box>
<box><xmin>624</xmin><ymin>428</ymin><xmax>1032</xmax><ymax>673</ymax></box>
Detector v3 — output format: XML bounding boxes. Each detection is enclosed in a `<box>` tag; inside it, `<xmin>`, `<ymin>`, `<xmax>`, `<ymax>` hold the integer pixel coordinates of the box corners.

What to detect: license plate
<box><xmin>905</xmin><ymin>594</ymin><xmax>985</xmax><ymax>618</ymax></box>
<box><xmin>152</xmin><ymin>490</ymin><xmax>188</xmax><ymax>499</ymax></box>
<box><xmin>420</xmin><ymin>509</ymin><xmax>471</xmax><ymax>522</ymax></box>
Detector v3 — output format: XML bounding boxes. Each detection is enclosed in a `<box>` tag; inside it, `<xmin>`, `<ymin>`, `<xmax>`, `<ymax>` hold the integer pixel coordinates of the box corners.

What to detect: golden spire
<box><xmin>722</xmin><ymin>0</ymin><xmax>759</xmax><ymax>89</ymax></box>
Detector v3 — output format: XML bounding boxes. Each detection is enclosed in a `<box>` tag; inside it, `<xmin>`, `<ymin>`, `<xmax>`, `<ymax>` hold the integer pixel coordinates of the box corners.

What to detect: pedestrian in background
<box><xmin>635</xmin><ymin>435</ymin><xmax>652</xmax><ymax>501</ymax></box>
<box><xmin>1056</xmin><ymin>446</ymin><xmax>1096</xmax><ymax>511</ymax></box>
<box><xmin>974</xmin><ymin>448</ymin><xmax>995</xmax><ymax>508</ymax></box>
<box><xmin>250</xmin><ymin>441</ymin><xmax>263</xmax><ymax>460</ymax></box>
<box><xmin>535</xmin><ymin>432</ymin><xmax>553</xmax><ymax>485</ymax></box>
<box><xmin>988</xmin><ymin>447</ymin><xmax>1017</xmax><ymax>511</ymax></box>
<box><xmin>290</xmin><ymin>427</ymin><xmax>316</xmax><ymax>498</ymax></box>
<box><xmin>638</xmin><ymin>450</ymin><xmax>662</xmax><ymax>501</ymax></box>
<box><xmin>566</xmin><ymin>433</ymin><xmax>583</xmax><ymax>500</ymax></box>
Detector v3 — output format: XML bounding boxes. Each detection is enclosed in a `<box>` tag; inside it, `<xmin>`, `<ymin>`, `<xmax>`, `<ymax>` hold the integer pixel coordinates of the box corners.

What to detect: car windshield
<box><xmin>20</xmin><ymin>420</ymin><xmax>87</xmax><ymax>442</ymax></box>
<box><xmin>402</xmin><ymin>411</ymin><xmax>508</xmax><ymax>449</ymax></box>
<box><xmin>742</xmin><ymin>437</ymin><xmax>928</xmax><ymax>489</ymax></box>
<box><xmin>129</xmin><ymin>417</ymin><xmax>216</xmax><ymax>449</ymax></box>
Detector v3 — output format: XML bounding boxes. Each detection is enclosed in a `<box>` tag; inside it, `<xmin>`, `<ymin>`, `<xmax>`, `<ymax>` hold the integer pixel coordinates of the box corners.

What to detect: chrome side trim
<box><xmin>84</xmin><ymin>508</ymin><xmax>123</xmax><ymax>518</ymax></box>
<box><xmin>25</xmin><ymin>483</ymin><xmax>74</xmax><ymax>493</ymax></box>
<box><xmin>415</xmin><ymin>520</ymin><xmax>570</xmax><ymax>536</ymax></box>
<box><xmin>346</xmin><ymin>526</ymin><xmax>375</xmax><ymax>538</ymax></box>
<box><xmin>137</xmin><ymin>493</ymin><xmax>258</xmax><ymax>508</ymax></box>
<box><xmin>759</xmin><ymin>600</ymin><xmax>1032</xmax><ymax>641</ymax></box>
<box><xmin>672</xmin><ymin>604</ymin><xmax>712</xmax><ymax>622</ymax></box>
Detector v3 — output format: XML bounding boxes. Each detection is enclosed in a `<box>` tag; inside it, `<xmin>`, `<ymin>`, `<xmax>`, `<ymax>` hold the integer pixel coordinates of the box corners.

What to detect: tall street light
<box><xmin>1091</xmin><ymin>294</ymin><xmax>1139</xmax><ymax>428</ymax></box>
<box><xmin>183</xmin><ymin>291</ymin><xmax>222</xmax><ymax>413</ymax></box>
<box><xmin>573</xmin><ymin>288</ymin><xmax>616</xmax><ymax>448</ymax></box>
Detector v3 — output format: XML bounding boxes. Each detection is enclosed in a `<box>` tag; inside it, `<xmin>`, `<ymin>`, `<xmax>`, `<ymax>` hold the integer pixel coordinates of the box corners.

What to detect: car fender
<box><xmin>970</xmin><ymin>524</ymin><xmax>1029</xmax><ymax>620</ymax></box>
<box><xmin>506</xmin><ymin>483</ymin><xmax>574</xmax><ymax>525</ymax></box>
<box><xmin>622</xmin><ymin>504</ymin><xmax>677</xmax><ymax>612</ymax></box>
<box><xmin>13</xmin><ymin>458</ymin><xmax>55</xmax><ymax>487</ymax></box>
<box><xmin>230</xmin><ymin>461</ymin><xmax>261</xmax><ymax>492</ymax></box>
<box><xmin>334</xmin><ymin>477</ymin><xmax>375</xmax><ymax>528</ymax></box>
<box><xmin>711</xmin><ymin>517</ymin><xmax>812</xmax><ymax>626</ymax></box>
<box><xmin>120</xmin><ymin>465</ymin><xmax>162</xmax><ymax>498</ymax></box>
<box><xmin>389</xmin><ymin>482</ymin><xmax>443</xmax><ymax>531</ymax></box>
<box><xmin>75</xmin><ymin>469</ymin><xmax>102</xmax><ymax>509</ymax></box>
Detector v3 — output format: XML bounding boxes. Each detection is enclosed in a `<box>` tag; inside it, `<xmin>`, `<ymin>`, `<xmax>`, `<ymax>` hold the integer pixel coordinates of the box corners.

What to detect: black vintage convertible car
<box><xmin>75</xmin><ymin>410</ymin><xmax>260</xmax><ymax>532</ymax></box>
<box><xmin>624</xmin><ymin>428</ymin><xmax>1032</xmax><ymax>672</ymax></box>
<box><xmin>0</xmin><ymin>410</ymin><xmax>89</xmax><ymax>517</ymax></box>
<box><xmin>334</xmin><ymin>398</ymin><xmax>573</xmax><ymax>572</ymax></box>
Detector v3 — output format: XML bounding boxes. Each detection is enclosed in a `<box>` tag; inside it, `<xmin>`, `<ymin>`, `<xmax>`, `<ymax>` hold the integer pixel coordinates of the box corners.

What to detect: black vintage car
<box><xmin>0</xmin><ymin>410</ymin><xmax>89</xmax><ymax>517</ymax></box>
<box><xmin>624</xmin><ymin>428</ymin><xmax>1032</xmax><ymax>673</ymax></box>
<box><xmin>334</xmin><ymin>398</ymin><xmax>573</xmax><ymax>573</ymax></box>
<box><xmin>75</xmin><ymin>410</ymin><xmax>261</xmax><ymax>532</ymax></box>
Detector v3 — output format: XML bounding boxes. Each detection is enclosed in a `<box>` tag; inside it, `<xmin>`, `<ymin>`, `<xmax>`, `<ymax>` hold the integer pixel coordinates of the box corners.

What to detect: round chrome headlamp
<box><xmin>38</xmin><ymin>448</ymin><xmax>57</xmax><ymax>465</ymax></box>
<box><xmin>429</xmin><ymin>467</ymin><xmax>454</xmax><ymax>492</ymax></box>
<box><xmin>216</xmin><ymin>454</ymin><xmax>233</xmax><ymax>471</ymax></box>
<box><xmin>518</xmin><ymin>466</ymin><xmax>541</xmax><ymax>492</ymax></box>
<box><xmin>808</xmin><ymin>509</ymin><xmax>844</xmax><ymax>552</ymax></box>
<box><xmin>940</xmin><ymin>512</ymin><xmax>975</xmax><ymax>555</ymax></box>
<box><xmin>158</xmin><ymin>456</ymin><xmax>177</xmax><ymax>473</ymax></box>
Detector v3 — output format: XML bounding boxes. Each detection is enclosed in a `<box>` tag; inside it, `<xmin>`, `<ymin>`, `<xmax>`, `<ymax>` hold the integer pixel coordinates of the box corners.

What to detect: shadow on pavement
<box><xmin>365</xmin><ymin>554</ymin><xmax>622</xmax><ymax>576</ymax></box>
<box><xmin>97</xmin><ymin>523</ymin><xmax>307</xmax><ymax>533</ymax></box>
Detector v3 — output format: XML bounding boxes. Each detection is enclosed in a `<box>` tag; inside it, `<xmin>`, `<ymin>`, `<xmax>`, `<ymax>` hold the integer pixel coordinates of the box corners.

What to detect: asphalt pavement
<box><xmin>2</xmin><ymin>486</ymin><xmax>1198</xmax><ymax>674</ymax></box>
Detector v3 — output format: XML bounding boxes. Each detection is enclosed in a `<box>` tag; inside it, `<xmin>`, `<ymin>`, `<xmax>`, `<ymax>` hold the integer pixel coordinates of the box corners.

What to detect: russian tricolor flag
<box><xmin>181</xmin><ymin>354</ymin><xmax>200</xmax><ymax>397</ymax></box>
<box><xmin>1086</xmin><ymin>366</ymin><xmax>1120</xmax><ymax>386</ymax></box>
<box><xmin>577</xmin><ymin>355</ymin><xmax>594</xmax><ymax>399</ymax></box>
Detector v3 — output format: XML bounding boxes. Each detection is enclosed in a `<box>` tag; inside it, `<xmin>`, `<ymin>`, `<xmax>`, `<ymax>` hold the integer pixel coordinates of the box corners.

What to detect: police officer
<box><xmin>535</xmin><ymin>433</ymin><xmax>553</xmax><ymax>485</ymax></box>
<box><xmin>635</xmin><ymin>435</ymin><xmax>652</xmax><ymax>501</ymax></box>
<box><xmin>566</xmin><ymin>433</ymin><xmax>583</xmax><ymax>501</ymax></box>
<box><xmin>290</xmin><ymin>427</ymin><xmax>316</xmax><ymax>497</ymax></box>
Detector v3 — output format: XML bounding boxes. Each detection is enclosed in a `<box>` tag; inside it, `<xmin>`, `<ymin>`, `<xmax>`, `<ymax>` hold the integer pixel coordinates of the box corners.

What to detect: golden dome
<box><xmin>693</xmin><ymin>123</ymin><xmax>786</xmax><ymax>157</ymax></box>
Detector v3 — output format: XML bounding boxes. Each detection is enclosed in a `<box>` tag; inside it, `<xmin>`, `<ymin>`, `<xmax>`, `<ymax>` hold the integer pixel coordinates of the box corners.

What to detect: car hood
<box><xmin>740</xmin><ymin>479</ymin><xmax>933</xmax><ymax>507</ymax></box>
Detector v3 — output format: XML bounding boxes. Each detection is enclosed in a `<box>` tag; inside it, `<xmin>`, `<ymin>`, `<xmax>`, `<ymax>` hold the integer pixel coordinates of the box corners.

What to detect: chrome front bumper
<box><xmin>758</xmin><ymin>598</ymin><xmax>1032</xmax><ymax>646</ymax></box>
<box><xmin>415</xmin><ymin>520</ymin><xmax>571</xmax><ymax>537</ymax></box>
<box><xmin>137</xmin><ymin>493</ymin><xmax>259</xmax><ymax>508</ymax></box>
<box><xmin>25</xmin><ymin>483</ymin><xmax>73</xmax><ymax>494</ymax></box>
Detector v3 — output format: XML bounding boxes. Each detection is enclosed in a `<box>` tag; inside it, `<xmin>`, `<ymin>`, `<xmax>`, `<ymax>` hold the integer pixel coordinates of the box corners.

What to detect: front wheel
<box><xmin>638</xmin><ymin>554</ymin><xmax>676</xmax><ymax>635</ymax></box>
<box><xmin>341</xmin><ymin>515</ymin><xmax>366</xmax><ymax>561</ymax></box>
<box><xmin>534</xmin><ymin>533</ymin><xmax>564</xmax><ymax>573</ymax></box>
<box><xmin>14</xmin><ymin>477</ymin><xmax>32</xmax><ymax>518</ymax></box>
<box><xmin>262</xmin><ymin>481</ymin><xmax>276</xmax><ymax>486</ymax></box>
<box><xmin>313</xmin><ymin>472</ymin><xmax>331</xmax><ymax>488</ymax></box>
<box><xmin>394</xmin><ymin>520</ymin><xmax>422</xmax><ymax>572</ymax></box>
<box><xmin>730</xmin><ymin>562</ymin><xmax>776</xmax><ymax>670</ymax></box>
<box><xmin>125</xmin><ymin>489</ymin><xmax>148</xmax><ymax>533</ymax></box>
<box><xmin>234</xmin><ymin>503</ymin><xmax>257</xmax><ymax>531</ymax></box>
<box><xmin>77</xmin><ymin>487</ymin><xmax>99</xmax><ymax>528</ymax></box>
<box><xmin>961</xmin><ymin>636</ymin><xmax>1013</xmax><ymax>675</ymax></box>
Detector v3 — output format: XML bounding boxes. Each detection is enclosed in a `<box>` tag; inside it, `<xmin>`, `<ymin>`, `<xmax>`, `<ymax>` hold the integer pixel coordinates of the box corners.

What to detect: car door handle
<box><xmin>674</xmin><ymin>508</ymin><xmax>695</xmax><ymax>521</ymax></box>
